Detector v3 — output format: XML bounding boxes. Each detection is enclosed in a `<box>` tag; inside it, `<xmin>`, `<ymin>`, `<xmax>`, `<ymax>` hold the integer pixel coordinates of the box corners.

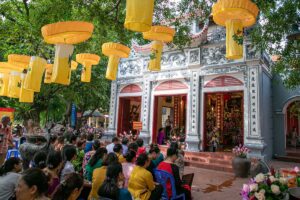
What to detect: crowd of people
<box><xmin>0</xmin><ymin>115</ymin><xmax>191</xmax><ymax>200</ymax></box>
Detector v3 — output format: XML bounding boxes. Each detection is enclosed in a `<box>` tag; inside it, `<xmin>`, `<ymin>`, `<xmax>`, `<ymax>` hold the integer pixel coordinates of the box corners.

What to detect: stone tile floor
<box><xmin>188</xmin><ymin>160</ymin><xmax>299</xmax><ymax>200</ymax></box>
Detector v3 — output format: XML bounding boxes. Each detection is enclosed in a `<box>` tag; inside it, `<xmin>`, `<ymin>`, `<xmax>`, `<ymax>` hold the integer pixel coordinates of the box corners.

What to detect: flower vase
<box><xmin>232</xmin><ymin>157</ymin><xmax>251</xmax><ymax>178</ymax></box>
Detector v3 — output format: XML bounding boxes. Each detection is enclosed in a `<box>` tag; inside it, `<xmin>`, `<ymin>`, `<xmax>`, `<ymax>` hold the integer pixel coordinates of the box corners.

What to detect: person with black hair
<box><xmin>106</xmin><ymin>137</ymin><xmax>119</xmax><ymax>153</ymax></box>
<box><xmin>31</xmin><ymin>151</ymin><xmax>47</xmax><ymax>169</ymax></box>
<box><xmin>150</xmin><ymin>144</ymin><xmax>164</xmax><ymax>167</ymax></box>
<box><xmin>98</xmin><ymin>163</ymin><xmax>131</xmax><ymax>200</ymax></box>
<box><xmin>113</xmin><ymin>143</ymin><xmax>126</xmax><ymax>163</ymax></box>
<box><xmin>82</xmin><ymin>139</ymin><xmax>101</xmax><ymax>175</ymax></box>
<box><xmin>0</xmin><ymin>157</ymin><xmax>22</xmax><ymax>199</ymax></box>
<box><xmin>136</xmin><ymin>138</ymin><xmax>146</xmax><ymax>157</ymax></box>
<box><xmin>54</xmin><ymin>136</ymin><xmax>65</xmax><ymax>151</ymax></box>
<box><xmin>122</xmin><ymin>150</ymin><xmax>136</xmax><ymax>188</ymax></box>
<box><xmin>61</xmin><ymin>145</ymin><xmax>77</xmax><ymax>180</ymax></box>
<box><xmin>89</xmin><ymin>153</ymin><xmax>119</xmax><ymax>200</ymax></box>
<box><xmin>128</xmin><ymin>153</ymin><xmax>163</xmax><ymax>200</ymax></box>
<box><xmin>69</xmin><ymin>134</ymin><xmax>77</xmax><ymax>145</ymax></box>
<box><xmin>121</xmin><ymin>137</ymin><xmax>129</xmax><ymax>155</ymax></box>
<box><xmin>85</xmin><ymin>147</ymin><xmax>107</xmax><ymax>181</ymax></box>
<box><xmin>16</xmin><ymin>168</ymin><xmax>49</xmax><ymax>200</ymax></box>
<box><xmin>127</xmin><ymin>142</ymin><xmax>138</xmax><ymax>153</ymax></box>
<box><xmin>44</xmin><ymin>151</ymin><xmax>62</xmax><ymax>197</ymax></box>
<box><xmin>157</xmin><ymin>147</ymin><xmax>191</xmax><ymax>200</ymax></box>
<box><xmin>52</xmin><ymin>173</ymin><xmax>83</xmax><ymax>200</ymax></box>
<box><xmin>85</xmin><ymin>133</ymin><xmax>94</xmax><ymax>153</ymax></box>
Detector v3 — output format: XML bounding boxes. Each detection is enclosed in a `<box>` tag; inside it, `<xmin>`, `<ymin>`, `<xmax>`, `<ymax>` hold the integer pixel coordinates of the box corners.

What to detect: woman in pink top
<box><xmin>121</xmin><ymin>150</ymin><xmax>136</xmax><ymax>188</ymax></box>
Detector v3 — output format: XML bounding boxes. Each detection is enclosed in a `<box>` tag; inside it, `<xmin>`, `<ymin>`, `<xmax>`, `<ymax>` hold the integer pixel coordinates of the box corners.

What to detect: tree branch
<box><xmin>23</xmin><ymin>0</ymin><xmax>30</xmax><ymax>18</ymax></box>
<box><xmin>107</xmin><ymin>0</ymin><xmax>122</xmax><ymax>15</ymax></box>
<box><xmin>0</xmin><ymin>11</ymin><xmax>17</xmax><ymax>22</ymax></box>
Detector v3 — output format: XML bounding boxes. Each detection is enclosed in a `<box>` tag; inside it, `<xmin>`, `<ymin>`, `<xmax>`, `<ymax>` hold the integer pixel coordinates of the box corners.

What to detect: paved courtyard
<box><xmin>188</xmin><ymin>160</ymin><xmax>299</xmax><ymax>200</ymax></box>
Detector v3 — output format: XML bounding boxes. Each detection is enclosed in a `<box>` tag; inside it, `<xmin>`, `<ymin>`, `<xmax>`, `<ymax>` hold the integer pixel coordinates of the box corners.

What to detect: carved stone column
<box><xmin>106</xmin><ymin>81</ymin><xmax>118</xmax><ymax>141</ymax></box>
<box><xmin>186</xmin><ymin>71</ymin><xmax>201</xmax><ymax>151</ymax></box>
<box><xmin>140</xmin><ymin>79</ymin><xmax>152</xmax><ymax>145</ymax></box>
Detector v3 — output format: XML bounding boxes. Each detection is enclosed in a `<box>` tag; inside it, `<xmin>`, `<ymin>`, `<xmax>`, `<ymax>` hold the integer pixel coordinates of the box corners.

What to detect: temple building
<box><xmin>106</xmin><ymin>20</ymin><xmax>299</xmax><ymax>160</ymax></box>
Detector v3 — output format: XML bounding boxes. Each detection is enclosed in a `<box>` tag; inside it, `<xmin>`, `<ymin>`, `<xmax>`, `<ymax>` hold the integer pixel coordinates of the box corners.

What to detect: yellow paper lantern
<box><xmin>71</xmin><ymin>61</ymin><xmax>78</xmax><ymax>70</ymax></box>
<box><xmin>8</xmin><ymin>71</ymin><xmax>21</xmax><ymax>98</ymax></box>
<box><xmin>8</xmin><ymin>54</ymin><xmax>31</xmax><ymax>69</ymax></box>
<box><xmin>124</xmin><ymin>0</ymin><xmax>155</xmax><ymax>32</ymax></box>
<box><xmin>0</xmin><ymin>71</ymin><xmax>9</xmax><ymax>96</ymax></box>
<box><xmin>44</xmin><ymin>64</ymin><xmax>53</xmax><ymax>84</ymax></box>
<box><xmin>23</xmin><ymin>57</ymin><xmax>47</xmax><ymax>92</ymax></box>
<box><xmin>76</xmin><ymin>54</ymin><xmax>100</xmax><ymax>82</ymax></box>
<box><xmin>19</xmin><ymin>73</ymin><xmax>34</xmax><ymax>103</ymax></box>
<box><xmin>212</xmin><ymin>0</ymin><xmax>259</xmax><ymax>59</ymax></box>
<box><xmin>41</xmin><ymin>21</ymin><xmax>94</xmax><ymax>85</ymax></box>
<box><xmin>102</xmin><ymin>43</ymin><xmax>130</xmax><ymax>81</ymax></box>
<box><xmin>143</xmin><ymin>26</ymin><xmax>175</xmax><ymax>71</ymax></box>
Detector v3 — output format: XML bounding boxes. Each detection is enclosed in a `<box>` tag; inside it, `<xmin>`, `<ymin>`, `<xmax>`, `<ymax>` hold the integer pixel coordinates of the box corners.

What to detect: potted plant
<box><xmin>232</xmin><ymin>144</ymin><xmax>251</xmax><ymax>177</ymax></box>
<box><xmin>241</xmin><ymin>173</ymin><xmax>289</xmax><ymax>200</ymax></box>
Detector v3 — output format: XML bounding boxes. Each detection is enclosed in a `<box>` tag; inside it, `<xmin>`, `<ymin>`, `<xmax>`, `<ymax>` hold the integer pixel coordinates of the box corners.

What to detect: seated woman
<box><xmin>157</xmin><ymin>148</ymin><xmax>191</xmax><ymax>200</ymax></box>
<box><xmin>122</xmin><ymin>150</ymin><xmax>136</xmax><ymax>188</ymax></box>
<box><xmin>0</xmin><ymin>157</ymin><xmax>22</xmax><ymax>200</ymax></box>
<box><xmin>85</xmin><ymin>147</ymin><xmax>107</xmax><ymax>181</ymax></box>
<box><xmin>52</xmin><ymin>173</ymin><xmax>84</xmax><ymax>200</ymax></box>
<box><xmin>149</xmin><ymin>144</ymin><xmax>164</xmax><ymax>167</ymax></box>
<box><xmin>16</xmin><ymin>168</ymin><xmax>50</xmax><ymax>200</ymax></box>
<box><xmin>113</xmin><ymin>143</ymin><xmax>126</xmax><ymax>163</ymax></box>
<box><xmin>98</xmin><ymin>163</ymin><xmax>132</xmax><ymax>200</ymax></box>
<box><xmin>128</xmin><ymin>153</ymin><xmax>163</xmax><ymax>200</ymax></box>
<box><xmin>89</xmin><ymin>153</ymin><xmax>119</xmax><ymax>200</ymax></box>
<box><xmin>44</xmin><ymin>151</ymin><xmax>62</xmax><ymax>197</ymax></box>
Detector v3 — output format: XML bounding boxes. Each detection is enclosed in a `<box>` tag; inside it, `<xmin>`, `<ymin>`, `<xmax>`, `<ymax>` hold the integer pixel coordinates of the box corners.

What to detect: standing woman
<box><xmin>16</xmin><ymin>168</ymin><xmax>50</xmax><ymax>200</ymax></box>
<box><xmin>98</xmin><ymin>163</ymin><xmax>132</xmax><ymax>200</ymax></box>
<box><xmin>82</xmin><ymin>139</ymin><xmax>100</xmax><ymax>174</ymax></box>
<box><xmin>0</xmin><ymin>157</ymin><xmax>22</xmax><ymax>199</ymax></box>
<box><xmin>52</xmin><ymin>173</ymin><xmax>84</xmax><ymax>200</ymax></box>
<box><xmin>85</xmin><ymin>147</ymin><xmax>107</xmax><ymax>181</ymax></box>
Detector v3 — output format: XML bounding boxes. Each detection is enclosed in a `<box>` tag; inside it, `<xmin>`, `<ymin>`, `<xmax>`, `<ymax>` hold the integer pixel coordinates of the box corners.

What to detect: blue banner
<box><xmin>71</xmin><ymin>103</ymin><xmax>76</xmax><ymax>128</ymax></box>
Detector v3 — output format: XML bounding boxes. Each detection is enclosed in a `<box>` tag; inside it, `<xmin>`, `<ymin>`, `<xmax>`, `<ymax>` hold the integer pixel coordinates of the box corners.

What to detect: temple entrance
<box><xmin>117</xmin><ymin>96</ymin><xmax>141</xmax><ymax>136</ymax></box>
<box><xmin>152</xmin><ymin>95</ymin><xmax>187</xmax><ymax>144</ymax></box>
<box><xmin>286</xmin><ymin>101</ymin><xmax>300</xmax><ymax>148</ymax></box>
<box><xmin>204</xmin><ymin>92</ymin><xmax>243</xmax><ymax>152</ymax></box>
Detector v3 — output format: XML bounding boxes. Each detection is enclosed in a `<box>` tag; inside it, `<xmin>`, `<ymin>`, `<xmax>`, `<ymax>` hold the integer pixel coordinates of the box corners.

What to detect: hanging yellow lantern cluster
<box><xmin>143</xmin><ymin>26</ymin><xmax>175</xmax><ymax>71</ymax></box>
<box><xmin>102</xmin><ymin>43</ymin><xmax>130</xmax><ymax>81</ymax></box>
<box><xmin>124</xmin><ymin>0</ymin><xmax>155</xmax><ymax>32</ymax></box>
<box><xmin>24</xmin><ymin>57</ymin><xmax>47</xmax><ymax>92</ymax></box>
<box><xmin>0</xmin><ymin>68</ymin><xmax>10</xmax><ymax>96</ymax></box>
<box><xmin>76</xmin><ymin>54</ymin><xmax>100</xmax><ymax>82</ymax></box>
<box><xmin>41</xmin><ymin>21</ymin><xmax>94</xmax><ymax>85</ymax></box>
<box><xmin>44</xmin><ymin>64</ymin><xmax>53</xmax><ymax>84</ymax></box>
<box><xmin>212</xmin><ymin>0</ymin><xmax>259</xmax><ymax>60</ymax></box>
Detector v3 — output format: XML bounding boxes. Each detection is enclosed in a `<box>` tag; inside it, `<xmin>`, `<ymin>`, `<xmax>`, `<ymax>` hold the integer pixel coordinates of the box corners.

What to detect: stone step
<box><xmin>184</xmin><ymin>155</ymin><xmax>232</xmax><ymax>166</ymax></box>
<box><xmin>185</xmin><ymin>160</ymin><xmax>233</xmax><ymax>173</ymax></box>
<box><xmin>286</xmin><ymin>151</ymin><xmax>300</xmax><ymax>157</ymax></box>
<box><xmin>277</xmin><ymin>156</ymin><xmax>300</xmax><ymax>163</ymax></box>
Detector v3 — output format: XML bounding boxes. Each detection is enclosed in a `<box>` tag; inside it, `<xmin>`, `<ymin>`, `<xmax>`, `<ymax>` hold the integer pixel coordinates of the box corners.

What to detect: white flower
<box><xmin>271</xmin><ymin>184</ymin><xmax>281</xmax><ymax>195</ymax></box>
<box><xmin>279</xmin><ymin>177</ymin><xmax>288</xmax><ymax>185</ymax></box>
<box><xmin>242</xmin><ymin>184</ymin><xmax>250</xmax><ymax>192</ymax></box>
<box><xmin>249</xmin><ymin>183</ymin><xmax>258</xmax><ymax>192</ymax></box>
<box><xmin>255</xmin><ymin>189</ymin><xmax>266</xmax><ymax>200</ymax></box>
<box><xmin>294</xmin><ymin>166</ymin><xmax>300</xmax><ymax>173</ymax></box>
<box><xmin>255</xmin><ymin>173</ymin><xmax>265</xmax><ymax>183</ymax></box>
<box><xmin>269</xmin><ymin>176</ymin><xmax>277</xmax><ymax>183</ymax></box>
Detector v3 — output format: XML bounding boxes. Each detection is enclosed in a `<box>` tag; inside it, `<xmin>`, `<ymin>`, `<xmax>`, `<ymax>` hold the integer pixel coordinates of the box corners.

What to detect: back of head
<box><xmin>98</xmin><ymin>163</ymin><xmax>123</xmax><ymax>199</ymax></box>
<box><xmin>93</xmin><ymin>139</ymin><xmax>101</xmax><ymax>150</ymax></box>
<box><xmin>113</xmin><ymin>143</ymin><xmax>122</xmax><ymax>153</ymax></box>
<box><xmin>122</xmin><ymin>137</ymin><xmax>129</xmax><ymax>145</ymax></box>
<box><xmin>33</xmin><ymin>151</ymin><xmax>47</xmax><ymax>169</ymax></box>
<box><xmin>69</xmin><ymin>134</ymin><xmax>77</xmax><ymax>144</ymax></box>
<box><xmin>128</xmin><ymin>142</ymin><xmax>138</xmax><ymax>152</ymax></box>
<box><xmin>87</xmin><ymin>133</ymin><xmax>94</xmax><ymax>141</ymax></box>
<box><xmin>0</xmin><ymin>157</ymin><xmax>21</xmax><ymax>176</ymax></box>
<box><xmin>170</xmin><ymin>141</ymin><xmax>179</xmax><ymax>150</ymax></box>
<box><xmin>136</xmin><ymin>153</ymin><xmax>148</xmax><ymax>167</ymax></box>
<box><xmin>167</xmin><ymin>147</ymin><xmax>178</xmax><ymax>157</ymax></box>
<box><xmin>149</xmin><ymin>144</ymin><xmax>160</xmax><ymax>154</ymax></box>
<box><xmin>112</xmin><ymin>137</ymin><xmax>119</xmax><ymax>143</ymax></box>
<box><xmin>125</xmin><ymin>150</ymin><xmax>136</xmax><ymax>163</ymax></box>
<box><xmin>47</xmin><ymin>151</ymin><xmax>62</xmax><ymax>170</ymax></box>
<box><xmin>136</xmin><ymin>138</ymin><xmax>144</xmax><ymax>147</ymax></box>
<box><xmin>89</xmin><ymin>147</ymin><xmax>108</xmax><ymax>167</ymax></box>
<box><xmin>21</xmin><ymin>168</ymin><xmax>48</xmax><ymax>196</ymax></box>
<box><xmin>52</xmin><ymin>173</ymin><xmax>83</xmax><ymax>200</ymax></box>
<box><xmin>102</xmin><ymin>152</ymin><xmax>118</xmax><ymax>166</ymax></box>
<box><xmin>62</xmin><ymin>145</ymin><xmax>77</xmax><ymax>161</ymax></box>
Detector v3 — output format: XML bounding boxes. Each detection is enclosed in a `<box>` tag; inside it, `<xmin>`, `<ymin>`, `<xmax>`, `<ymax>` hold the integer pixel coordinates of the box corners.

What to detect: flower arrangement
<box><xmin>241</xmin><ymin>173</ymin><xmax>289</xmax><ymax>200</ymax></box>
<box><xmin>232</xmin><ymin>144</ymin><xmax>250</xmax><ymax>158</ymax></box>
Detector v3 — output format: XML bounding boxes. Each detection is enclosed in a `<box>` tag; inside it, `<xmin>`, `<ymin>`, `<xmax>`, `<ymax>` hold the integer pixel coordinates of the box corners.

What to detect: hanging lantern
<box><xmin>23</xmin><ymin>57</ymin><xmax>47</xmax><ymax>92</ymax></box>
<box><xmin>76</xmin><ymin>53</ymin><xmax>100</xmax><ymax>82</ymax></box>
<box><xmin>41</xmin><ymin>21</ymin><xmax>94</xmax><ymax>85</ymax></box>
<box><xmin>8</xmin><ymin>71</ymin><xmax>21</xmax><ymax>98</ymax></box>
<box><xmin>0</xmin><ymin>70</ymin><xmax>10</xmax><ymax>96</ymax></box>
<box><xmin>124</xmin><ymin>0</ymin><xmax>155</xmax><ymax>32</ymax></box>
<box><xmin>44</xmin><ymin>64</ymin><xmax>53</xmax><ymax>84</ymax></box>
<box><xmin>8</xmin><ymin>54</ymin><xmax>31</xmax><ymax>69</ymax></box>
<box><xmin>212</xmin><ymin>0</ymin><xmax>259</xmax><ymax>60</ymax></box>
<box><xmin>71</xmin><ymin>61</ymin><xmax>78</xmax><ymax>70</ymax></box>
<box><xmin>143</xmin><ymin>26</ymin><xmax>175</xmax><ymax>71</ymax></box>
<box><xmin>19</xmin><ymin>73</ymin><xmax>34</xmax><ymax>103</ymax></box>
<box><xmin>102</xmin><ymin>43</ymin><xmax>130</xmax><ymax>80</ymax></box>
